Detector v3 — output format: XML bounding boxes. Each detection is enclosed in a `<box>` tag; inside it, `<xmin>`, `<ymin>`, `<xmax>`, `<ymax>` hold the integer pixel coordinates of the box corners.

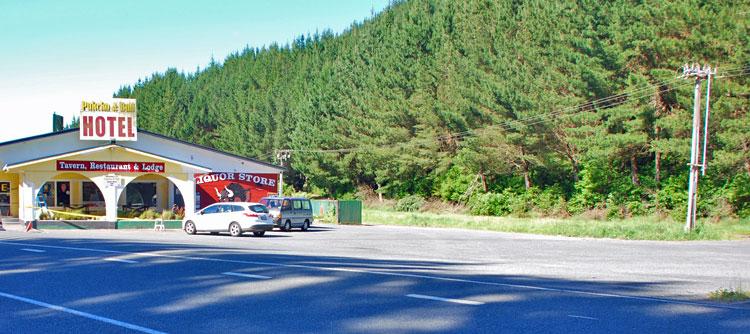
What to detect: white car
<box><xmin>183</xmin><ymin>202</ymin><xmax>274</xmax><ymax>237</ymax></box>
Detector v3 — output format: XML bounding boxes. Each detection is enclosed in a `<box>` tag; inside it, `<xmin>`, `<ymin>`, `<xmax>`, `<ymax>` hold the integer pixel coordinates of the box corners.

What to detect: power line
<box><xmin>278</xmin><ymin>75</ymin><xmax>692</xmax><ymax>153</ymax></box>
<box><xmin>267</xmin><ymin>65</ymin><xmax>749</xmax><ymax>156</ymax></box>
<box><xmin>442</xmin><ymin>79</ymin><xmax>696</xmax><ymax>143</ymax></box>
<box><xmin>434</xmin><ymin>74</ymin><xmax>690</xmax><ymax>141</ymax></box>
<box><xmin>439</xmin><ymin>65</ymin><xmax>748</xmax><ymax>143</ymax></box>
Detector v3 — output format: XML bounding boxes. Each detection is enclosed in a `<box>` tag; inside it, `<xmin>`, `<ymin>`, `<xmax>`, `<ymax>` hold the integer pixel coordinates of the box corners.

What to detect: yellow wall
<box><xmin>0</xmin><ymin>172</ymin><xmax>19</xmax><ymax>217</ymax></box>
<box><xmin>51</xmin><ymin>172</ymin><xmax>87</xmax><ymax>206</ymax></box>
<box><xmin>13</xmin><ymin>148</ymin><xmax>190</xmax><ymax>177</ymax></box>
<box><xmin>5</xmin><ymin>146</ymin><xmax>191</xmax><ymax>213</ymax></box>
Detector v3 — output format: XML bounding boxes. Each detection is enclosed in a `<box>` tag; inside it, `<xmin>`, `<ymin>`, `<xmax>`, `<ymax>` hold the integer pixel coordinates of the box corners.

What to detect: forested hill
<box><xmin>115</xmin><ymin>0</ymin><xmax>750</xmax><ymax>219</ymax></box>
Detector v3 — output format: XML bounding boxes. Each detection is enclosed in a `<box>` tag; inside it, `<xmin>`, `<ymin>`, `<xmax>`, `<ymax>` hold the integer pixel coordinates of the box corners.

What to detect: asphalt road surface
<box><xmin>1</xmin><ymin>223</ymin><xmax>748</xmax><ymax>333</ymax></box>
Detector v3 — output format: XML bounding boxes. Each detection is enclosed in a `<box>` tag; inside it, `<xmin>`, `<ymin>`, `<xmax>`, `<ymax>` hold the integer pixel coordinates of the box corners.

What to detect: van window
<box><xmin>262</xmin><ymin>199</ymin><xmax>281</xmax><ymax>208</ymax></box>
<box><xmin>282</xmin><ymin>200</ymin><xmax>292</xmax><ymax>210</ymax></box>
<box><xmin>302</xmin><ymin>200</ymin><xmax>311</xmax><ymax>210</ymax></box>
<box><xmin>293</xmin><ymin>200</ymin><xmax>302</xmax><ymax>210</ymax></box>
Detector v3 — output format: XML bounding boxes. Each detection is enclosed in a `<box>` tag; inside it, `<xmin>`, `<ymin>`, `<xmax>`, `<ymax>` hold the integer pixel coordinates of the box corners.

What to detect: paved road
<box><xmin>0</xmin><ymin>224</ymin><xmax>748</xmax><ymax>333</ymax></box>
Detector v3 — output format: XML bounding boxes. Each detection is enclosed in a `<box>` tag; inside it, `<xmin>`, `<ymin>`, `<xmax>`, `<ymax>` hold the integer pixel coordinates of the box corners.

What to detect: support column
<box><xmin>19</xmin><ymin>172</ymin><xmax>54</xmax><ymax>222</ymax></box>
<box><xmin>104</xmin><ymin>185</ymin><xmax>120</xmax><ymax>221</ymax></box>
<box><xmin>90</xmin><ymin>174</ymin><xmax>124</xmax><ymax>222</ymax></box>
<box><xmin>18</xmin><ymin>174</ymin><xmax>34</xmax><ymax>222</ymax></box>
<box><xmin>177</xmin><ymin>173</ymin><xmax>196</xmax><ymax>216</ymax></box>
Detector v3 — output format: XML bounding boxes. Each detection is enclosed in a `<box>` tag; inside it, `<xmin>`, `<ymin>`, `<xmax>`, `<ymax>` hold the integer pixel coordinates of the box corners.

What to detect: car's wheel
<box><xmin>301</xmin><ymin>220</ymin><xmax>310</xmax><ymax>231</ymax></box>
<box><xmin>283</xmin><ymin>220</ymin><xmax>292</xmax><ymax>232</ymax></box>
<box><xmin>229</xmin><ymin>222</ymin><xmax>242</xmax><ymax>237</ymax></box>
<box><xmin>184</xmin><ymin>221</ymin><xmax>197</xmax><ymax>235</ymax></box>
<box><xmin>253</xmin><ymin>231</ymin><xmax>266</xmax><ymax>237</ymax></box>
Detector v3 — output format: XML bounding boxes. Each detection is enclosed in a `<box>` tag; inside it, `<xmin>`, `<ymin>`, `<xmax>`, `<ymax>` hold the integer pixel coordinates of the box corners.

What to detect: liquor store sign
<box><xmin>80</xmin><ymin>98</ymin><xmax>137</xmax><ymax>141</ymax></box>
<box><xmin>57</xmin><ymin>160</ymin><xmax>165</xmax><ymax>173</ymax></box>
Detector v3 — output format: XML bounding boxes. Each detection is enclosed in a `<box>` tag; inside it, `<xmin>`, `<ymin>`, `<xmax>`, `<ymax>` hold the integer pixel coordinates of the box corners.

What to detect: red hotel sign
<box><xmin>57</xmin><ymin>160</ymin><xmax>165</xmax><ymax>173</ymax></box>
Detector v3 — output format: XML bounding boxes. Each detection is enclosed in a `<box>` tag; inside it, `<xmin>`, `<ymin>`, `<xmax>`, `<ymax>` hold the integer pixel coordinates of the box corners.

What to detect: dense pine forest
<box><xmin>115</xmin><ymin>0</ymin><xmax>749</xmax><ymax>220</ymax></box>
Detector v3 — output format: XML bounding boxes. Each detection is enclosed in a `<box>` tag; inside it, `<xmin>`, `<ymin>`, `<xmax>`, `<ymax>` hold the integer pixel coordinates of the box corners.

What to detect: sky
<box><xmin>0</xmin><ymin>0</ymin><xmax>390</xmax><ymax>142</ymax></box>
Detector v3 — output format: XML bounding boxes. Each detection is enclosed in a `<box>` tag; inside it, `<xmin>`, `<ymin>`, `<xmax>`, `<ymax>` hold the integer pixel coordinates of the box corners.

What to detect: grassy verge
<box><xmin>363</xmin><ymin>209</ymin><xmax>750</xmax><ymax>240</ymax></box>
<box><xmin>709</xmin><ymin>287</ymin><xmax>750</xmax><ymax>302</ymax></box>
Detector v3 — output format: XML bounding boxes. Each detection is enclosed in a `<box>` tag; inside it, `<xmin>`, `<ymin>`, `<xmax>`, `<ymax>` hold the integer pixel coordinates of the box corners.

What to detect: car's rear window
<box><xmin>248</xmin><ymin>205</ymin><xmax>269</xmax><ymax>214</ymax></box>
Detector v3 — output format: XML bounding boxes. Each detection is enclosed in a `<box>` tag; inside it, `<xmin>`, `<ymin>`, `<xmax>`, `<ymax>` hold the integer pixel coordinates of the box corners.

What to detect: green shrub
<box><xmin>727</xmin><ymin>174</ymin><xmax>750</xmax><ymax>218</ymax></box>
<box><xmin>709</xmin><ymin>287</ymin><xmax>749</xmax><ymax>302</ymax></box>
<box><xmin>51</xmin><ymin>208</ymin><xmax>91</xmax><ymax>220</ymax></box>
<box><xmin>118</xmin><ymin>209</ymin><xmax>142</xmax><ymax>219</ymax></box>
<box><xmin>529</xmin><ymin>186</ymin><xmax>569</xmax><ymax>217</ymax></box>
<box><xmin>434</xmin><ymin>166</ymin><xmax>474</xmax><ymax>202</ymax></box>
<box><xmin>395</xmin><ymin>195</ymin><xmax>426</xmax><ymax>212</ymax></box>
<box><xmin>467</xmin><ymin>189</ymin><xmax>522</xmax><ymax>216</ymax></box>
<box><xmin>507</xmin><ymin>188</ymin><xmax>532</xmax><ymax>217</ymax></box>
<box><xmin>468</xmin><ymin>192</ymin><xmax>504</xmax><ymax>216</ymax></box>
<box><xmin>161</xmin><ymin>210</ymin><xmax>179</xmax><ymax>220</ymax></box>
<box><xmin>139</xmin><ymin>209</ymin><xmax>160</xmax><ymax>220</ymax></box>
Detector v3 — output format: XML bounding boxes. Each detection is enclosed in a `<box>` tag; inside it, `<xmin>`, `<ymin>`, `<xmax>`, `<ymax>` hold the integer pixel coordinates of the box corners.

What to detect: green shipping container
<box><xmin>337</xmin><ymin>200</ymin><xmax>362</xmax><ymax>225</ymax></box>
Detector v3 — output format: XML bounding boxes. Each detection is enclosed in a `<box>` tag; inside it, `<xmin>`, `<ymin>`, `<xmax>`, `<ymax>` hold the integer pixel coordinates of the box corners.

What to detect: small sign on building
<box><xmin>104</xmin><ymin>174</ymin><xmax>120</xmax><ymax>187</ymax></box>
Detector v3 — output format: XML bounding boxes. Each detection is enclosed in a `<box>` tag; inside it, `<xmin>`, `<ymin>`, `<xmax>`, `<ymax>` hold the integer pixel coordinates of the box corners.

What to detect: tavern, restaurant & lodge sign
<box><xmin>0</xmin><ymin>98</ymin><xmax>284</xmax><ymax>226</ymax></box>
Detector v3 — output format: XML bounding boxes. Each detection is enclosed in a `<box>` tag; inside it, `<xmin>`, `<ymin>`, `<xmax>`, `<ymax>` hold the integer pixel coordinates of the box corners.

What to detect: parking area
<box><xmin>1</xmin><ymin>224</ymin><xmax>749</xmax><ymax>333</ymax></box>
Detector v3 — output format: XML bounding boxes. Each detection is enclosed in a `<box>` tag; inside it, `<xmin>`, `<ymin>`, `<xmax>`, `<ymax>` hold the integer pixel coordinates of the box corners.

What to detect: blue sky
<box><xmin>0</xmin><ymin>0</ymin><xmax>390</xmax><ymax>142</ymax></box>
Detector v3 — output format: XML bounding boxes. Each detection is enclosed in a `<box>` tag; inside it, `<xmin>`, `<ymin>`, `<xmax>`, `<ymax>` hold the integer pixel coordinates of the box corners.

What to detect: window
<box><xmin>262</xmin><ymin>199</ymin><xmax>281</xmax><ymax>208</ymax></box>
<box><xmin>282</xmin><ymin>200</ymin><xmax>291</xmax><ymax>210</ymax></box>
<box><xmin>82</xmin><ymin>182</ymin><xmax>103</xmax><ymax>203</ymax></box>
<box><xmin>39</xmin><ymin>182</ymin><xmax>55</xmax><ymax>207</ymax></box>
<box><xmin>125</xmin><ymin>182</ymin><xmax>157</xmax><ymax>208</ymax></box>
<box><xmin>293</xmin><ymin>200</ymin><xmax>302</xmax><ymax>210</ymax></box>
<box><xmin>0</xmin><ymin>181</ymin><xmax>10</xmax><ymax>216</ymax></box>
<box><xmin>56</xmin><ymin>182</ymin><xmax>70</xmax><ymax>207</ymax></box>
<box><xmin>202</xmin><ymin>205</ymin><xmax>219</xmax><ymax>214</ymax></box>
<box><xmin>231</xmin><ymin>205</ymin><xmax>244</xmax><ymax>212</ymax></box>
<box><xmin>249</xmin><ymin>205</ymin><xmax>268</xmax><ymax>213</ymax></box>
<box><xmin>37</xmin><ymin>181</ymin><xmax>71</xmax><ymax>207</ymax></box>
<box><xmin>302</xmin><ymin>200</ymin><xmax>311</xmax><ymax>210</ymax></box>
<box><xmin>173</xmin><ymin>186</ymin><xmax>184</xmax><ymax>208</ymax></box>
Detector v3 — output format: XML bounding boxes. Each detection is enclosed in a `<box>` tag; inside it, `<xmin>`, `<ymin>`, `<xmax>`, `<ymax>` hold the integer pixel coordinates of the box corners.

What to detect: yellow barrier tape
<box><xmin>25</xmin><ymin>206</ymin><xmax>176</xmax><ymax>221</ymax></box>
<box><xmin>46</xmin><ymin>209</ymin><xmax>104</xmax><ymax>219</ymax></box>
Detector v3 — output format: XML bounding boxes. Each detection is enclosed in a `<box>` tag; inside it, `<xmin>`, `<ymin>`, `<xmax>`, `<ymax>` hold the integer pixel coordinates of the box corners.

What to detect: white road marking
<box><xmin>0</xmin><ymin>291</ymin><xmax>167</xmax><ymax>334</ymax></box>
<box><xmin>568</xmin><ymin>314</ymin><xmax>598</xmax><ymax>320</ymax></box>
<box><xmin>0</xmin><ymin>240</ymin><xmax>742</xmax><ymax>311</ymax></box>
<box><xmin>222</xmin><ymin>272</ymin><xmax>271</xmax><ymax>279</ymax></box>
<box><xmin>406</xmin><ymin>294</ymin><xmax>484</xmax><ymax>305</ymax></box>
<box><xmin>103</xmin><ymin>258</ymin><xmax>138</xmax><ymax>264</ymax></box>
<box><xmin>20</xmin><ymin>248</ymin><xmax>45</xmax><ymax>253</ymax></box>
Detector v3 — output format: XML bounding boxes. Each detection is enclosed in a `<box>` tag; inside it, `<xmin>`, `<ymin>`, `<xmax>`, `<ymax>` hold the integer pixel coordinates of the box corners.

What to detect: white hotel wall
<box><xmin>0</xmin><ymin>129</ymin><xmax>284</xmax><ymax>222</ymax></box>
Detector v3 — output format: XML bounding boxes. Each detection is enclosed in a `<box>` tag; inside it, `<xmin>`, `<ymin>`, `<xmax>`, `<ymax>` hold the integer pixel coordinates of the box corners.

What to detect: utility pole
<box><xmin>275</xmin><ymin>149</ymin><xmax>291</xmax><ymax>196</ymax></box>
<box><xmin>681</xmin><ymin>64</ymin><xmax>715</xmax><ymax>232</ymax></box>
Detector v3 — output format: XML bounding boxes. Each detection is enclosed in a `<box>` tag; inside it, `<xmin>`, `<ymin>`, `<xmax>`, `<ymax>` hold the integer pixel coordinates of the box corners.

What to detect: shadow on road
<box><xmin>0</xmin><ymin>235</ymin><xmax>747</xmax><ymax>334</ymax></box>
